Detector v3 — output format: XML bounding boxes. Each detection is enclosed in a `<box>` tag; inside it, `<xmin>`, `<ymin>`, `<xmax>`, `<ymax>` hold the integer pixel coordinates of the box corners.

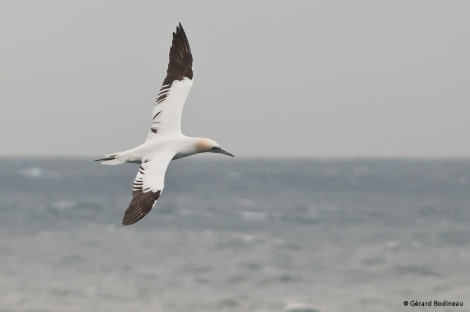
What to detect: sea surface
<box><xmin>0</xmin><ymin>157</ymin><xmax>469</xmax><ymax>312</ymax></box>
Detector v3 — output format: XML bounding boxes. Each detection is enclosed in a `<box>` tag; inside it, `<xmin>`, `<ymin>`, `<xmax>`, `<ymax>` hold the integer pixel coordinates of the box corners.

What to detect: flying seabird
<box><xmin>96</xmin><ymin>23</ymin><xmax>234</xmax><ymax>226</ymax></box>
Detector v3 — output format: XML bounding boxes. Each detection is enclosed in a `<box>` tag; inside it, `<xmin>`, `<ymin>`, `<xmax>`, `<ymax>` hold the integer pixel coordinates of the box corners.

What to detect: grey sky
<box><xmin>1</xmin><ymin>1</ymin><xmax>469</xmax><ymax>157</ymax></box>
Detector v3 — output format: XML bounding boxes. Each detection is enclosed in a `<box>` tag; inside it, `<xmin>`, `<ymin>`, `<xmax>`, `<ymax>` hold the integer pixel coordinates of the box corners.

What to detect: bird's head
<box><xmin>196</xmin><ymin>138</ymin><xmax>234</xmax><ymax>157</ymax></box>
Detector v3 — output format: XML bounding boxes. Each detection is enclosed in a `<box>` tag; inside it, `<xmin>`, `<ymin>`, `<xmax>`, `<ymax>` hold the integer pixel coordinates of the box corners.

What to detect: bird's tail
<box><xmin>95</xmin><ymin>152</ymin><xmax>128</xmax><ymax>165</ymax></box>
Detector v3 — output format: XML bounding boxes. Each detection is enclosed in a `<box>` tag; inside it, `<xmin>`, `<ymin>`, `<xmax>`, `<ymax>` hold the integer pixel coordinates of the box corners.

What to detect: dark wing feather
<box><xmin>162</xmin><ymin>23</ymin><xmax>193</xmax><ymax>87</ymax></box>
<box><xmin>122</xmin><ymin>189</ymin><xmax>161</xmax><ymax>226</ymax></box>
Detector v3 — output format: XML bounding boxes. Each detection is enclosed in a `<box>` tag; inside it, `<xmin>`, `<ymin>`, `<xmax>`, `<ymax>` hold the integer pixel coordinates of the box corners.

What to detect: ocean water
<box><xmin>0</xmin><ymin>157</ymin><xmax>469</xmax><ymax>312</ymax></box>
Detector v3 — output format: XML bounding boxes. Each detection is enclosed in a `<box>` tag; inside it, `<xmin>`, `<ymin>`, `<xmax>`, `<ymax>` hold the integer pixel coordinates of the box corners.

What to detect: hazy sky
<box><xmin>1</xmin><ymin>1</ymin><xmax>469</xmax><ymax>157</ymax></box>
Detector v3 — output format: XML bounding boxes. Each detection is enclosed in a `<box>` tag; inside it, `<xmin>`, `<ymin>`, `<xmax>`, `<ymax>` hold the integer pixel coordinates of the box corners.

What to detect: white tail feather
<box><xmin>96</xmin><ymin>152</ymin><xmax>127</xmax><ymax>165</ymax></box>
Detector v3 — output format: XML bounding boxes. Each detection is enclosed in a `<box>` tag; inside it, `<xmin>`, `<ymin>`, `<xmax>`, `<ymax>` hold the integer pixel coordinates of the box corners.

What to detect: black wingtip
<box><xmin>175</xmin><ymin>23</ymin><xmax>185</xmax><ymax>37</ymax></box>
<box><xmin>161</xmin><ymin>22</ymin><xmax>193</xmax><ymax>86</ymax></box>
<box><xmin>94</xmin><ymin>155</ymin><xmax>116</xmax><ymax>162</ymax></box>
<box><xmin>121</xmin><ymin>190</ymin><xmax>162</xmax><ymax>226</ymax></box>
<box><xmin>174</xmin><ymin>23</ymin><xmax>188</xmax><ymax>45</ymax></box>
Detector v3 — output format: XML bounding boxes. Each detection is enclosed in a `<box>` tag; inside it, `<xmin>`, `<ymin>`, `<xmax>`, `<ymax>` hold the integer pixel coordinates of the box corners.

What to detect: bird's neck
<box><xmin>173</xmin><ymin>136</ymin><xmax>206</xmax><ymax>160</ymax></box>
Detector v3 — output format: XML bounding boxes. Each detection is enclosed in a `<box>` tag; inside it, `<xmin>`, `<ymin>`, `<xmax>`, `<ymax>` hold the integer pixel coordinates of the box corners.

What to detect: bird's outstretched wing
<box><xmin>146</xmin><ymin>23</ymin><xmax>194</xmax><ymax>141</ymax></box>
<box><xmin>122</xmin><ymin>152</ymin><xmax>174</xmax><ymax>225</ymax></box>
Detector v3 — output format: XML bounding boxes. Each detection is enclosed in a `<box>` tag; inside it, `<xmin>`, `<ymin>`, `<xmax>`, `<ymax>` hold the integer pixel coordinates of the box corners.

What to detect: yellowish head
<box><xmin>196</xmin><ymin>138</ymin><xmax>234</xmax><ymax>157</ymax></box>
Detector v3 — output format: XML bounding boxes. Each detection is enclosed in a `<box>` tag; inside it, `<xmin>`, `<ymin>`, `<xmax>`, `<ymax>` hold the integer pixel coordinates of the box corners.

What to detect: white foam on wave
<box><xmin>283</xmin><ymin>302</ymin><xmax>320</xmax><ymax>312</ymax></box>
<box><xmin>52</xmin><ymin>201</ymin><xmax>77</xmax><ymax>210</ymax></box>
<box><xmin>20</xmin><ymin>167</ymin><xmax>59</xmax><ymax>179</ymax></box>
<box><xmin>239</xmin><ymin>210</ymin><xmax>268</xmax><ymax>222</ymax></box>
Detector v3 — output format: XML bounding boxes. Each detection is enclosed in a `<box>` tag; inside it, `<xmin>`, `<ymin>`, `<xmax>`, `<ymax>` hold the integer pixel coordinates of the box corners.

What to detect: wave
<box><xmin>19</xmin><ymin>166</ymin><xmax>59</xmax><ymax>179</ymax></box>
<box><xmin>283</xmin><ymin>302</ymin><xmax>320</xmax><ymax>312</ymax></box>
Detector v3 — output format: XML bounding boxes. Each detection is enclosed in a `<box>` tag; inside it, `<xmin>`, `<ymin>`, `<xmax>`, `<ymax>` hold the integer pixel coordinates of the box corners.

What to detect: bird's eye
<box><xmin>211</xmin><ymin>147</ymin><xmax>220</xmax><ymax>151</ymax></box>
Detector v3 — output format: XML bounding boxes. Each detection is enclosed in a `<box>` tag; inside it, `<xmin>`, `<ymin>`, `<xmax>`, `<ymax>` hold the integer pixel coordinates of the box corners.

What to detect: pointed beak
<box><xmin>212</xmin><ymin>147</ymin><xmax>235</xmax><ymax>157</ymax></box>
